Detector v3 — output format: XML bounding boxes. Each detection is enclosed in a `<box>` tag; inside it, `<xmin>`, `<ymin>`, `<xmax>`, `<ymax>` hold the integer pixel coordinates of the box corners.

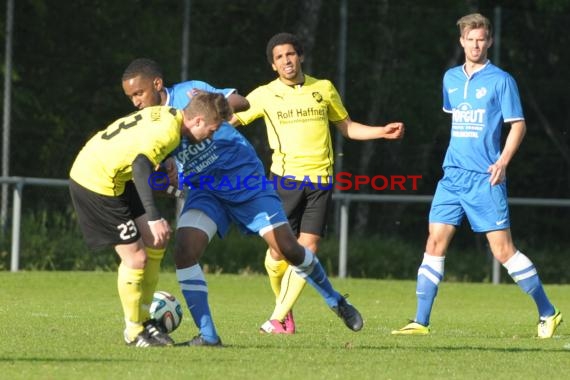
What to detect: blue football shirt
<box><xmin>441</xmin><ymin>61</ymin><xmax>524</xmax><ymax>173</ymax></box>
<box><xmin>166</xmin><ymin>80</ymin><xmax>268</xmax><ymax>201</ymax></box>
<box><xmin>165</xmin><ymin>80</ymin><xmax>233</xmax><ymax>110</ymax></box>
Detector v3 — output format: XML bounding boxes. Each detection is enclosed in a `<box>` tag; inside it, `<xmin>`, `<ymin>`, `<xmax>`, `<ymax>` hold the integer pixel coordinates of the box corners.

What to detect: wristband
<box><xmin>148</xmin><ymin>218</ymin><xmax>166</xmax><ymax>226</ymax></box>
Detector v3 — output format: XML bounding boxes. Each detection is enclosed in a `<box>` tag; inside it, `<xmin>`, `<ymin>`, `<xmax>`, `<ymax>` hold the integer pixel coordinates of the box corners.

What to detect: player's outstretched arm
<box><xmin>334</xmin><ymin>118</ymin><xmax>405</xmax><ymax>141</ymax></box>
<box><xmin>380</xmin><ymin>122</ymin><xmax>406</xmax><ymax>139</ymax></box>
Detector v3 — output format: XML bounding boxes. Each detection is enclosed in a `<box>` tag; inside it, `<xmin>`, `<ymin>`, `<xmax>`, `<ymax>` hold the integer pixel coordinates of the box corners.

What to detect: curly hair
<box><xmin>265</xmin><ymin>32</ymin><xmax>304</xmax><ymax>65</ymax></box>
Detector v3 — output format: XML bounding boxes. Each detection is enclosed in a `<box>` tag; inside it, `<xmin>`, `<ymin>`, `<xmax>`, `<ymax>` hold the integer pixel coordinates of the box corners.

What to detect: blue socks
<box><xmin>414</xmin><ymin>253</ymin><xmax>445</xmax><ymax>326</ymax></box>
<box><xmin>412</xmin><ymin>250</ymin><xmax>555</xmax><ymax>326</ymax></box>
<box><xmin>503</xmin><ymin>251</ymin><xmax>555</xmax><ymax>318</ymax></box>
<box><xmin>292</xmin><ymin>248</ymin><xmax>340</xmax><ymax>308</ymax></box>
<box><xmin>176</xmin><ymin>264</ymin><xmax>219</xmax><ymax>343</ymax></box>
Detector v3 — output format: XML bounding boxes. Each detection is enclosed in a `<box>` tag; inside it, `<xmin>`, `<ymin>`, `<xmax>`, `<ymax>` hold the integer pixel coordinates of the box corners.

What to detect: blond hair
<box><xmin>456</xmin><ymin>13</ymin><xmax>493</xmax><ymax>39</ymax></box>
<box><xmin>184</xmin><ymin>92</ymin><xmax>232</xmax><ymax>124</ymax></box>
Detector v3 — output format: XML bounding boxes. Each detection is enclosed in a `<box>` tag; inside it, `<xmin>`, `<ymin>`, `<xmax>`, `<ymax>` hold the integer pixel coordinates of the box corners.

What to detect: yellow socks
<box><xmin>264</xmin><ymin>248</ymin><xmax>289</xmax><ymax>297</ymax></box>
<box><xmin>270</xmin><ymin>266</ymin><xmax>306</xmax><ymax>321</ymax></box>
<box><xmin>117</xmin><ymin>263</ymin><xmax>145</xmax><ymax>340</ymax></box>
<box><xmin>141</xmin><ymin>247</ymin><xmax>165</xmax><ymax>321</ymax></box>
<box><xmin>264</xmin><ymin>249</ymin><xmax>307</xmax><ymax>322</ymax></box>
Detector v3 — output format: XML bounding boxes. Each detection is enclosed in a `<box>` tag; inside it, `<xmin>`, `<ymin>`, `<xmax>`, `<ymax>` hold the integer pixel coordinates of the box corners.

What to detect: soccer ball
<box><xmin>150</xmin><ymin>290</ymin><xmax>183</xmax><ymax>333</ymax></box>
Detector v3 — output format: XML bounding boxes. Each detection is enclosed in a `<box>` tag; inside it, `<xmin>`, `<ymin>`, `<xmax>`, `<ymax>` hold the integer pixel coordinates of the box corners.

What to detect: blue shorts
<box><xmin>429</xmin><ymin>167</ymin><xmax>510</xmax><ymax>232</ymax></box>
<box><xmin>180</xmin><ymin>189</ymin><xmax>288</xmax><ymax>238</ymax></box>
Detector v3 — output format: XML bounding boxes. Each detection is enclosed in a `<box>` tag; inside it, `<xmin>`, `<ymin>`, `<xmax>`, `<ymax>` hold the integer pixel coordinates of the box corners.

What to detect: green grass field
<box><xmin>0</xmin><ymin>272</ymin><xmax>568</xmax><ymax>380</ymax></box>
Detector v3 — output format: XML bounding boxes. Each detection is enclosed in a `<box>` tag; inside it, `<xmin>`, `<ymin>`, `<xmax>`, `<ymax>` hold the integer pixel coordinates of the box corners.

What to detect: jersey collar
<box><xmin>163</xmin><ymin>87</ymin><xmax>172</xmax><ymax>106</ymax></box>
<box><xmin>463</xmin><ymin>59</ymin><xmax>491</xmax><ymax>78</ymax></box>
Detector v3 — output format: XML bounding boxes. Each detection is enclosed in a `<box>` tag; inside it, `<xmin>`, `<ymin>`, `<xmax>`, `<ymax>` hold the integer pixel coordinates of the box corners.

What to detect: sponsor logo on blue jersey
<box><xmin>451</xmin><ymin>103</ymin><xmax>485</xmax><ymax>138</ymax></box>
<box><xmin>175</xmin><ymin>138</ymin><xmax>220</xmax><ymax>173</ymax></box>
<box><xmin>452</xmin><ymin>102</ymin><xmax>485</xmax><ymax>124</ymax></box>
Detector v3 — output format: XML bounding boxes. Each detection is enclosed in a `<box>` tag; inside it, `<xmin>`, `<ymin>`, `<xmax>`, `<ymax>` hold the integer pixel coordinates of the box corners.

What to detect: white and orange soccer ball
<box><xmin>150</xmin><ymin>291</ymin><xmax>183</xmax><ymax>333</ymax></box>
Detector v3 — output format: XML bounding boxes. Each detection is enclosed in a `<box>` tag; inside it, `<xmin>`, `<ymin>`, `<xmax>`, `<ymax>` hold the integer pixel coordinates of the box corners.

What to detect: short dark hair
<box><xmin>121</xmin><ymin>58</ymin><xmax>163</xmax><ymax>81</ymax></box>
<box><xmin>265</xmin><ymin>32</ymin><xmax>304</xmax><ymax>64</ymax></box>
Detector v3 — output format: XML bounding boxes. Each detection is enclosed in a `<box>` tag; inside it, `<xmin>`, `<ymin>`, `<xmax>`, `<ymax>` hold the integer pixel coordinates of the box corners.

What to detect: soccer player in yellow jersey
<box><xmin>232</xmin><ymin>32</ymin><xmax>405</xmax><ymax>334</ymax></box>
<box><xmin>121</xmin><ymin>59</ymin><xmax>365</xmax><ymax>346</ymax></box>
<box><xmin>69</xmin><ymin>94</ymin><xmax>229</xmax><ymax>347</ymax></box>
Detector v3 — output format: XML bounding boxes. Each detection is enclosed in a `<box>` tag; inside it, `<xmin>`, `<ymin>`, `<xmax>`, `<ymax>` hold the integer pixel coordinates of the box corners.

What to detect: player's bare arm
<box><xmin>227</xmin><ymin>93</ymin><xmax>250</xmax><ymax>113</ymax></box>
<box><xmin>334</xmin><ymin>118</ymin><xmax>405</xmax><ymax>140</ymax></box>
<box><xmin>488</xmin><ymin>120</ymin><xmax>526</xmax><ymax>185</ymax></box>
<box><xmin>228</xmin><ymin>114</ymin><xmax>242</xmax><ymax>127</ymax></box>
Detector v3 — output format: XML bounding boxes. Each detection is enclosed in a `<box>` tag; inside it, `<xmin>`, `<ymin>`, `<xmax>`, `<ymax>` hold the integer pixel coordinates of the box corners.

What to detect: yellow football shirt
<box><xmin>70</xmin><ymin>106</ymin><xmax>182</xmax><ymax>196</ymax></box>
<box><xmin>235</xmin><ymin>75</ymin><xmax>348</xmax><ymax>183</ymax></box>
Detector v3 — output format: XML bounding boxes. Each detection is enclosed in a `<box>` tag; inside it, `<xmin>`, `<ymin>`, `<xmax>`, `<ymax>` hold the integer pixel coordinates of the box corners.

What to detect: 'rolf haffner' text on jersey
<box><xmin>234</xmin><ymin>74</ymin><xmax>349</xmax><ymax>183</ymax></box>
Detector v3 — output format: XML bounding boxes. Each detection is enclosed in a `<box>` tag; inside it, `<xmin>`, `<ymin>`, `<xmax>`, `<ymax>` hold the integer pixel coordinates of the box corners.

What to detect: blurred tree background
<box><xmin>0</xmin><ymin>0</ymin><xmax>569</xmax><ymax>278</ymax></box>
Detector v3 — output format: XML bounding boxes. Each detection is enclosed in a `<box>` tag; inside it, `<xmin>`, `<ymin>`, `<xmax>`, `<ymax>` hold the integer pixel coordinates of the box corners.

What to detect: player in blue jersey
<box><xmin>392</xmin><ymin>13</ymin><xmax>562</xmax><ymax>338</ymax></box>
<box><xmin>122</xmin><ymin>58</ymin><xmax>364</xmax><ymax>346</ymax></box>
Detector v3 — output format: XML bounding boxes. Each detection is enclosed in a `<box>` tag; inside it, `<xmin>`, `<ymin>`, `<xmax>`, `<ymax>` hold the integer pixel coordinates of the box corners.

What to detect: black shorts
<box><xmin>69</xmin><ymin>179</ymin><xmax>145</xmax><ymax>250</ymax></box>
<box><xmin>271</xmin><ymin>174</ymin><xmax>332</xmax><ymax>237</ymax></box>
